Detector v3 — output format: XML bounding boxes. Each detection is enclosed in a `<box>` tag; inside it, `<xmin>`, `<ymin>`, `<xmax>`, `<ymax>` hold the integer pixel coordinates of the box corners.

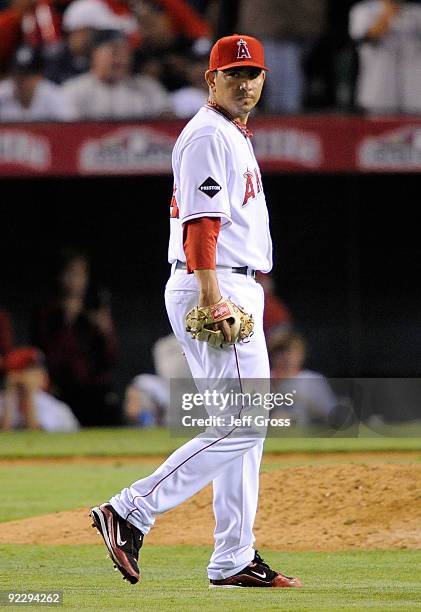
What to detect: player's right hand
<box><xmin>213</xmin><ymin>319</ymin><xmax>232</xmax><ymax>343</ymax></box>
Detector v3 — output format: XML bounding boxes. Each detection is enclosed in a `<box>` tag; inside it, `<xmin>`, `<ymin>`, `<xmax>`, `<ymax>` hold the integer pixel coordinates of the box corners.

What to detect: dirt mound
<box><xmin>1</xmin><ymin>450</ymin><xmax>419</xmax><ymax>466</ymax></box>
<box><xmin>2</xmin><ymin>463</ymin><xmax>420</xmax><ymax>550</ymax></box>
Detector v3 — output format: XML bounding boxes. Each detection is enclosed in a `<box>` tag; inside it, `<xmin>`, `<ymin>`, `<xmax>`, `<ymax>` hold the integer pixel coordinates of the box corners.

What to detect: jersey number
<box><xmin>170</xmin><ymin>186</ymin><xmax>179</xmax><ymax>218</ymax></box>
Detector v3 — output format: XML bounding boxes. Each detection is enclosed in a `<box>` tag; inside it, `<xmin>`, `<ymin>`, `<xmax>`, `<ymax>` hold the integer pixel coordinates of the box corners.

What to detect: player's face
<box><xmin>206</xmin><ymin>67</ymin><xmax>266</xmax><ymax>121</ymax></box>
<box><xmin>93</xmin><ymin>40</ymin><xmax>131</xmax><ymax>83</ymax></box>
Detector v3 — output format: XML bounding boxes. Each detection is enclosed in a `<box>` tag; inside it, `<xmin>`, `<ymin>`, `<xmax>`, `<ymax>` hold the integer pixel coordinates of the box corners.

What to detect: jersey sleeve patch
<box><xmin>198</xmin><ymin>177</ymin><xmax>222</xmax><ymax>199</ymax></box>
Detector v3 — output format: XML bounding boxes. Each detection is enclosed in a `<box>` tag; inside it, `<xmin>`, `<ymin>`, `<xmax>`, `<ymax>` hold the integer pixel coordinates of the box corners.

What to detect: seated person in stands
<box><xmin>124</xmin><ymin>333</ymin><xmax>191</xmax><ymax>427</ymax></box>
<box><xmin>46</xmin><ymin>0</ymin><xmax>140</xmax><ymax>84</ymax></box>
<box><xmin>61</xmin><ymin>28</ymin><xmax>171</xmax><ymax>119</ymax></box>
<box><xmin>30</xmin><ymin>248</ymin><xmax>121</xmax><ymax>427</ymax></box>
<box><xmin>0</xmin><ymin>346</ymin><xmax>79</xmax><ymax>431</ymax></box>
<box><xmin>270</xmin><ymin>332</ymin><xmax>338</xmax><ymax>425</ymax></box>
<box><xmin>124</xmin><ymin>374</ymin><xmax>166</xmax><ymax>428</ymax></box>
<box><xmin>256</xmin><ymin>271</ymin><xmax>292</xmax><ymax>343</ymax></box>
<box><xmin>45</xmin><ymin>12</ymin><xmax>96</xmax><ymax>85</ymax></box>
<box><xmin>171</xmin><ymin>48</ymin><xmax>208</xmax><ymax>118</ymax></box>
<box><xmin>0</xmin><ymin>45</ymin><xmax>75</xmax><ymax>121</ymax></box>
<box><xmin>62</xmin><ymin>0</ymin><xmax>139</xmax><ymax>44</ymax></box>
<box><xmin>0</xmin><ymin>0</ymin><xmax>61</xmax><ymax>75</ymax></box>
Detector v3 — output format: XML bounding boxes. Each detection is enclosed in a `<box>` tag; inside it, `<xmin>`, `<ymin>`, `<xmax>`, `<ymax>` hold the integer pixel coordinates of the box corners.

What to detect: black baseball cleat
<box><xmin>209</xmin><ymin>550</ymin><xmax>302</xmax><ymax>588</ymax></box>
<box><xmin>90</xmin><ymin>503</ymin><xmax>144</xmax><ymax>585</ymax></box>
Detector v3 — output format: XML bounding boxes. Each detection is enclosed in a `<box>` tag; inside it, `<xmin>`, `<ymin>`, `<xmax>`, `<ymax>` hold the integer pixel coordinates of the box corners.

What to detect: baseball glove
<box><xmin>185</xmin><ymin>298</ymin><xmax>254</xmax><ymax>349</ymax></box>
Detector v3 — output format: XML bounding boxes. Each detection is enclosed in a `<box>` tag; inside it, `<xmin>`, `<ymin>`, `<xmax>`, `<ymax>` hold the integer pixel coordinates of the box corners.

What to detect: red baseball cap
<box><xmin>209</xmin><ymin>34</ymin><xmax>268</xmax><ymax>72</ymax></box>
<box><xmin>4</xmin><ymin>347</ymin><xmax>45</xmax><ymax>373</ymax></box>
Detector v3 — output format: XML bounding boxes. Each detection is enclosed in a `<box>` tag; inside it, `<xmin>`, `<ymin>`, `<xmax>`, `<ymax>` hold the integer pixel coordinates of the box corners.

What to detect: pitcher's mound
<box><xmin>2</xmin><ymin>463</ymin><xmax>420</xmax><ymax>550</ymax></box>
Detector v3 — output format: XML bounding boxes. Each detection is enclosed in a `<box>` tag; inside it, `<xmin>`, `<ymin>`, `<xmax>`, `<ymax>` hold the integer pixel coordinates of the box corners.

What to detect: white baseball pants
<box><xmin>110</xmin><ymin>268</ymin><xmax>270</xmax><ymax>580</ymax></box>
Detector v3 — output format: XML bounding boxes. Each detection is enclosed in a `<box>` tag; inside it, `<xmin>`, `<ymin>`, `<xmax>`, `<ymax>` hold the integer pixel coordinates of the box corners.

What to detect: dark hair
<box><xmin>56</xmin><ymin>246</ymin><xmax>89</xmax><ymax>275</ymax></box>
<box><xmin>91</xmin><ymin>29</ymin><xmax>127</xmax><ymax>50</ymax></box>
<box><xmin>269</xmin><ymin>332</ymin><xmax>307</xmax><ymax>357</ymax></box>
<box><xmin>51</xmin><ymin>246</ymin><xmax>90</xmax><ymax>300</ymax></box>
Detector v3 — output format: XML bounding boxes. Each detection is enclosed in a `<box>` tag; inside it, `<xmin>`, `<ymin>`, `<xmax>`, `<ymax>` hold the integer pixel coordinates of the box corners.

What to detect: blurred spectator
<box><xmin>131</xmin><ymin>2</ymin><xmax>179</xmax><ymax>85</ymax></box>
<box><xmin>349</xmin><ymin>0</ymin><xmax>421</xmax><ymax>114</ymax></box>
<box><xmin>185</xmin><ymin>0</ymin><xmax>211</xmax><ymax>16</ymax></box>
<box><xmin>0</xmin><ymin>45</ymin><xmax>75</xmax><ymax>120</ymax></box>
<box><xmin>317</xmin><ymin>0</ymin><xmax>359</xmax><ymax>112</ymax></box>
<box><xmin>46</xmin><ymin>0</ymin><xmax>142</xmax><ymax>84</ymax></box>
<box><xmin>270</xmin><ymin>332</ymin><xmax>338</xmax><ymax>424</ymax></box>
<box><xmin>144</xmin><ymin>0</ymin><xmax>211</xmax><ymax>47</ymax></box>
<box><xmin>125</xmin><ymin>374</ymin><xmax>167</xmax><ymax>427</ymax></box>
<box><xmin>0</xmin><ymin>346</ymin><xmax>80</xmax><ymax>431</ymax></box>
<box><xmin>0</xmin><ymin>0</ymin><xmax>30</xmax><ymax>73</ymax></box>
<box><xmin>124</xmin><ymin>333</ymin><xmax>191</xmax><ymax>427</ymax></box>
<box><xmin>256</xmin><ymin>272</ymin><xmax>292</xmax><ymax>344</ymax></box>
<box><xmin>170</xmin><ymin>49</ymin><xmax>207</xmax><ymax>117</ymax></box>
<box><xmin>61</xmin><ymin>28</ymin><xmax>171</xmax><ymax>119</ymax></box>
<box><xmin>44</xmin><ymin>6</ymin><xmax>100</xmax><ymax>83</ymax></box>
<box><xmin>50</xmin><ymin>0</ymin><xmax>144</xmax><ymax>83</ymax></box>
<box><xmin>153</xmin><ymin>331</ymin><xmax>191</xmax><ymax>380</ymax></box>
<box><xmin>133</xmin><ymin>1</ymin><xmax>177</xmax><ymax>55</ymax></box>
<box><xmin>45</xmin><ymin>31</ymin><xmax>91</xmax><ymax>85</ymax></box>
<box><xmin>237</xmin><ymin>0</ymin><xmax>327</xmax><ymax>113</ymax></box>
<box><xmin>0</xmin><ymin>0</ymin><xmax>62</xmax><ymax>74</ymax></box>
<box><xmin>132</xmin><ymin>0</ymin><xmax>212</xmax><ymax>92</ymax></box>
<box><xmin>210</xmin><ymin>0</ymin><xmax>239</xmax><ymax>39</ymax></box>
<box><xmin>62</xmin><ymin>0</ymin><xmax>140</xmax><ymax>44</ymax></box>
<box><xmin>0</xmin><ymin>310</ymin><xmax>13</xmax><ymax>372</ymax></box>
<box><xmin>0</xmin><ymin>309</ymin><xmax>13</xmax><ymax>389</ymax></box>
<box><xmin>30</xmin><ymin>248</ymin><xmax>121</xmax><ymax>426</ymax></box>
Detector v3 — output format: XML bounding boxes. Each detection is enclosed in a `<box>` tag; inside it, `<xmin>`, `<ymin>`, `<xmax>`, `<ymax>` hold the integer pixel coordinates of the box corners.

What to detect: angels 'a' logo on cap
<box><xmin>237</xmin><ymin>38</ymin><xmax>252</xmax><ymax>60</ymax></box>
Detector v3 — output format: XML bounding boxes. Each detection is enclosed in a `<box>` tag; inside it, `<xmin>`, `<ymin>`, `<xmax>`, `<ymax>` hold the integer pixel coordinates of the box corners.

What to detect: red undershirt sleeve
<box><xmin>183</xmin><ymin>217</ymin><xmax>221</xmax><ymax>274</ymax></box>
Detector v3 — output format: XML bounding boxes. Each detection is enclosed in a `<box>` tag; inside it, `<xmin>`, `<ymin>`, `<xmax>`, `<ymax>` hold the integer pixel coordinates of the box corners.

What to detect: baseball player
<box><xmin>91</xmin><ymin>34</ymin><xmax>302</xmax><ymax>589</ymax></box>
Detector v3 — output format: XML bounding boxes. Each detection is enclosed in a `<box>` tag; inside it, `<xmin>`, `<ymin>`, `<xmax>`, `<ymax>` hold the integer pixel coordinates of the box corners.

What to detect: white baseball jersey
<box><xmin>168</xmin><ymin>104</ymin><xmax>273</xmax><ymax>272</ymax></box>
<box><xmin>111</xmin><ymin>104</ymin><xmax>273</xmax><ymax>582</ymax></box>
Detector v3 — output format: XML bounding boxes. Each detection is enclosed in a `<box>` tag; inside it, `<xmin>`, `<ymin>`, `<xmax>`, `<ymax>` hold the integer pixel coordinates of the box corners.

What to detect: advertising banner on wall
<box><xmin>1</xmin><ymin>117</ymin><xmax>421</xmax><ymax>176</ymax></box>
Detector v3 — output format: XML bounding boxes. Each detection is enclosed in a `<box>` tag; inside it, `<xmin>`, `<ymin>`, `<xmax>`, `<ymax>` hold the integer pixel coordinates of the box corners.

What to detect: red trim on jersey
<box><xmin>182</xmin><ymin>211</ymin><xmax>230</xmax><ymax>223</ymax></box>
<box><xmin>183</xmin><ymin>217</ymin><xmax>221</xmax><ymax>273</ymax></box>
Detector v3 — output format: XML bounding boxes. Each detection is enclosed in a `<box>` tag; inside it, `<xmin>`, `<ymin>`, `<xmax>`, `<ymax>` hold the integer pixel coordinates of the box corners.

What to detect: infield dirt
<box><xmin>2</xmin><ymin>458</ymin><xmax>420</xmax><ymax>551</ymax></box>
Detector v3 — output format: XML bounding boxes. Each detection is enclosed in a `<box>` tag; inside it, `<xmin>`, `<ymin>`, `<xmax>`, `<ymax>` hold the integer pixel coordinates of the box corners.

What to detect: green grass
<box><xmin>2</xmin><ymin>452</ymin><xmax>420</xmax><ymax>523</ymax></box>
<box><xmin>0</xmin><ymin>462</ymin><xmax>161</xmax><ymax>522</ymax></box>
<box><xmin>1</xmin><ymin>427</ymin><xmax>420</xmax><ymax>610</ymax></box>
<box><xmin>1</xmin><ymin>425</ymin><xmax>421</xmax><ymax>459</ymax></box>
<box><xmin>0</xmin><ymin>546</ymin><xmax>420</xmax><ymax>611</ymax></box>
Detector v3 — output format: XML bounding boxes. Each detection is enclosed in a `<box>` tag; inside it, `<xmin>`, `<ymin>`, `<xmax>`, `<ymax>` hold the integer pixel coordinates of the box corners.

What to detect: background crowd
<box><xmin>2</xmin><ymin>1</ymin><xmax>420</xmax><ymax>431</ymax></box>
<box><xmin>1</xmin><ymin>247</ymin><xmax>343</xmax><ymax>431</ymax></box>
<box><xmin>1</xmin><ymin>0</ymin><xmax>421</xmax><ymax>121</ymax></box>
